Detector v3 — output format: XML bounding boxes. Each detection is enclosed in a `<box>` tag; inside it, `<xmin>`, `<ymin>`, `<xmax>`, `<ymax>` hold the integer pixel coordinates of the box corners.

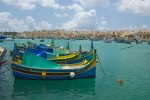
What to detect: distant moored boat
<box><xmin>0</xmin><ymin>36</ymin><xmax>13</xmax><ymax>42</ymax></box>
<box><xmin>32</xmin><ymin>37</ymin><xmax>34</xmax><ymax>40</ymax></box>
<box><xmin>40</xmin><ymin>39</ymin><xmax>44</xmax><ymax>42</ymax></box>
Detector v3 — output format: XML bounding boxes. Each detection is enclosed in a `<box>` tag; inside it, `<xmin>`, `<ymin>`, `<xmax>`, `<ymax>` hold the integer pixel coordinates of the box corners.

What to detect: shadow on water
<box><xmin>12</xmin><ymin>78</ymin><xmax>96</xmax><ymax>100</ymax></box>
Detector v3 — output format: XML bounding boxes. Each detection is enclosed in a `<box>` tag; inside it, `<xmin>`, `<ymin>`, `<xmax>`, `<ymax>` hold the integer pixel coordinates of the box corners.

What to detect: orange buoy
<box><xmin>118</xmin><ymin>79</ymin><xmax>124</xmax><ymax>84</ymax></box>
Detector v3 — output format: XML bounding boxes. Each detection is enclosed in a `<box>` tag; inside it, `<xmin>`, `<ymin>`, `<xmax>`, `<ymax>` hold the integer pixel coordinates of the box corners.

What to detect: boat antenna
<box><xmin>95</xmin><ymin>49</ymin><xmax>105</xmax><ymax>75</ymax></box>
<box><xmin>79</xmin><ymin>45</ymin><xmax>82</xmax><ymax>53</ymax></box>
<box><xmin>66</xmin><ymin>41</ymin><xmax>70</xmax><ymax>53</ymax></box>
<box><xmin>51</xmin><ymin>39</ymin><xmax>54</xmax><ymax>47</ymax></box>
<box><xmin>64</xmin><ymin>40</ymin><xmax>68</xmax><ymax>64</ymax></box>
<box><xmin>145</xmin><ymin>52</ymin><xmax>150</xmax><ymax>56</ymax></box>
<box><xmin>91</xmin><ymin>41</ymin><xmax>94</xmax><ymax>50</ymax></box>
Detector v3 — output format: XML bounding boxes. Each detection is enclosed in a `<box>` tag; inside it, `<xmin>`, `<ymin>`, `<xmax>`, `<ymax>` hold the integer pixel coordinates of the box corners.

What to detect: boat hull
<box><xmin>11</xmin><ymin>55</ymin><xmax>96</xmax><ymax>80</ymax></box>
<box><xmin>11</xmin><ymin>41</ymin><xmax>97</xmax><ymax>80</ymax></box>
<box><xmin>12</xmin><ymin>61</ymin><xmax>96</xmax><ymax>80</ymax></box>
<box><xmin>12</xmin><ymin>66</ymin><xmax>96</xmax><ymax>80</ymax></box>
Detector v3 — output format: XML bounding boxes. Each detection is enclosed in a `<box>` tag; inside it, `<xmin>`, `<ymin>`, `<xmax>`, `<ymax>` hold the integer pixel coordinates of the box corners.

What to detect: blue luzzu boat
<box><xmin>0</xmin><ymin>36</ymin><xmax>13</xmax><ymax>42</ymax></box>
<box><xmin>12</xmin><ymin>41</ymin><xmax>94</xmax><ymax>64</ymax></box>
<box><xmin>12</xmin><ymin>43</ymin><xmax>82</xmax><ymax>64</ymax></box>
<box><xmin>0</xmin><ymin>36</ymin><xmax>7</xmax><ymax>42</ymax></box>
<box><xmin>12</xmin><ymin>41</ymin><xmax>70</xmax><ymax>59</ymax></box>
<box><xmin>11</xmin><ymin>49</ymin><xmax>96</xmax><ymax>80</ymax></box>
<box><xmin>48</xmin><ymin>47</ymin><xmax>95</xmax><ymax>64</ymax></box>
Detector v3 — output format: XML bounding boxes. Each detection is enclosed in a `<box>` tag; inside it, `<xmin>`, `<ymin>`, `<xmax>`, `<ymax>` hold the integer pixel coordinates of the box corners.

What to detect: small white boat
<box><xmin>103</xmin><ymin>37</ymin><xmax>113</xmax><ymax>43</ymax></box>
<box><xmin>0</xmin><ymin>36</ymin><xmax>14</xmax><ymax>42</ymax></box>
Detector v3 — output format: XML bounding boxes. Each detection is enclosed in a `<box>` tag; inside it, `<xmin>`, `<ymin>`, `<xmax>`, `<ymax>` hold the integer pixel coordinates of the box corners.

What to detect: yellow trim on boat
<box><xmin>47</xmin><ymin>52</ymin><xmax>78</xmax><ymax>60</ymax></box>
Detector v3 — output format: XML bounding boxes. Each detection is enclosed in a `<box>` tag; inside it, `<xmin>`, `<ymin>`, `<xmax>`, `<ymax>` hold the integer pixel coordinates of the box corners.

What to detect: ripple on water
<box><xmin>1</xmin><ymin>40</ymin><xmax>150</xmax><ymax>100</ymax></box>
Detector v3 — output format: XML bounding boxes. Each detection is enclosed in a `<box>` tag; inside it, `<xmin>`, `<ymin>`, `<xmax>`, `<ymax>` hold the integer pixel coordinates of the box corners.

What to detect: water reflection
<box><xmin>13</xmin><ymin>78</ymin><xmax>95</xmax><ymax>100</ymax></box>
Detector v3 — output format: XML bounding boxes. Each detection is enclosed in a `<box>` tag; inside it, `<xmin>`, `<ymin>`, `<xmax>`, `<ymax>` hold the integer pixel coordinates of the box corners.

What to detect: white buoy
<box><xmin>70</xmin><ymin>72</ymin><xmax>75</xmax><ymax>78</ymax></box>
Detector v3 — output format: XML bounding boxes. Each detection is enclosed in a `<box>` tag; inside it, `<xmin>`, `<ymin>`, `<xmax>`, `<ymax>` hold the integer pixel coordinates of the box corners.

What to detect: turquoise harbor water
<box><xmin>0</xmin><ymin>39</ymin><xmax>150</xmax><ymax>100</ymax></box>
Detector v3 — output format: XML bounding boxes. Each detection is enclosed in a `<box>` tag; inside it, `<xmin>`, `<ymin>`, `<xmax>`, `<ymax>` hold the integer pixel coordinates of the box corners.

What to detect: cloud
<box><xmin>97</xmin><ymin>21</ymin><xmax>109</xmax><ymax>31</ymax></box>
<box><xmin>117</xmin><ymin>0</ymin><xmax>150</xmax><ymax>15</ymax></box>
<box><xmin>54</xmin><ymin>13</ymin><xmax>68</xmax><ymax>17</ymax></box>
<box><xmin>127</xmin><ymin>25</ymin><xmax>148</xmax><ymax>30</ymax></box>
<box><xmin>67</xmin><ymin>3</ymin><xmax>84</xmax><ymax>12</ymax></box>
<box><xmin>1</xmin><ymin>0</ymin><xmax>36</xmax><ymax>10</ymax></box>
<box><xmin>74</xmin><ymin>0</ymin><xmax>109</xmax><ymax>8</ymax></box>
<box><xmin>0</xmin><ymin>12</ymin><xmax>52</xmax><ymax>32</ymax></box>
<box><xmin>141</xmin><ymin>25</ymin><xmax>148</xmax><ymax>29</ymax></box>
<box><xmin>39</xmin><ymin>0</ymin><xmax>65</xmax><ymax>9</ymax></box>
<box><xmin>38</xmin><ymin>21</ymin><xmax>52</xmax><ymax>30</ymax></box>
<box><xmin>62</xmin><ymin>9</ymin><xmax>97</xmax><ymax>30</ymax></box>
<box><xmin>1</xmin><ymin>0</ymin><xmax>65</xmax><ymax>10</ymax></box>
<box><xmin>25</xmin><ymin>16</ymin><xmax>36</xmax><ymax>30</ymax></box>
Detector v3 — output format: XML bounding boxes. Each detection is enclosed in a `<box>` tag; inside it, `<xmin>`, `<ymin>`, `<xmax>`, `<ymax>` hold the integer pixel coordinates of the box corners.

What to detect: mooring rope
<box><xmin>120</xmin><ymin>44</ymin><xmax>136</xmax><ymax>50</ymax></box>
<box><xmin>96</xmin><ymin>54</ymin><xmax>105</xmax><ymax>76</ymax></box>
<box><xmin>145</xmin><ymin>53</ymin><xmax>150</xmax><ymax>57</ymax></box>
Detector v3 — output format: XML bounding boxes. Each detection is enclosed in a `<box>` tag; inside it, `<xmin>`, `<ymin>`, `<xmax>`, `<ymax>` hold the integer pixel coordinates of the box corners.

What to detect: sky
<box><xmin>0</xmin><ymin>0</ymin><xmax>150</xmax><ymax>32</ymax></box>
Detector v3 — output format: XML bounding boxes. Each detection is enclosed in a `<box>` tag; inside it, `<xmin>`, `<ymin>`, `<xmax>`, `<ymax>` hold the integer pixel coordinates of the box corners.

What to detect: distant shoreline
<box><xmin>0</xmin><ymin>29</ymin><xmax>150</xmax><ymax>41</ymax></box>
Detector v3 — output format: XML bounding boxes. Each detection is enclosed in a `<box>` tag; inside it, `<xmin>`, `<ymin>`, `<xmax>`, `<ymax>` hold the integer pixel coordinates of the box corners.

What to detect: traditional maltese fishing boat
<box><xmin>11</xmin><ymin>49</ymin><xmax>96</xmax><ymax>80</ymax></box>
<box><xmin>12</xmin><ymin>41</ymin><xmax>93</xmax><ymax>64</ymax></box>
<box><xmin>47</xmin><ymin>39</ymin><xmax>70</xmax><ymax>54</ymax></box>
<box><xmin>12</xmin><ymin>40</ymin><xmax>70</xmax><ymax>59</ymax></box>
<box><xmin>47</xmin><ymin>45</ymin><xmax>95</xmax><ymax>64</ymax></box>
<box><xmin>0</xmin><ymin>36</ymin><xmax>7</xmax><ymax>42</ymax></box>
<box><xmin>30</xmin><ymin>39</ymin><xmax>70</xmax><ymax>54</ymax></box>
<box><xmin>0</xmin><ymin>36</ymin><xmax>13</xmax><ymax>42</ymax></box>
<box><xmin>12</xmin><ymin>43</ymin><xmax>82</xmax><ymax>64</ymax></box>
